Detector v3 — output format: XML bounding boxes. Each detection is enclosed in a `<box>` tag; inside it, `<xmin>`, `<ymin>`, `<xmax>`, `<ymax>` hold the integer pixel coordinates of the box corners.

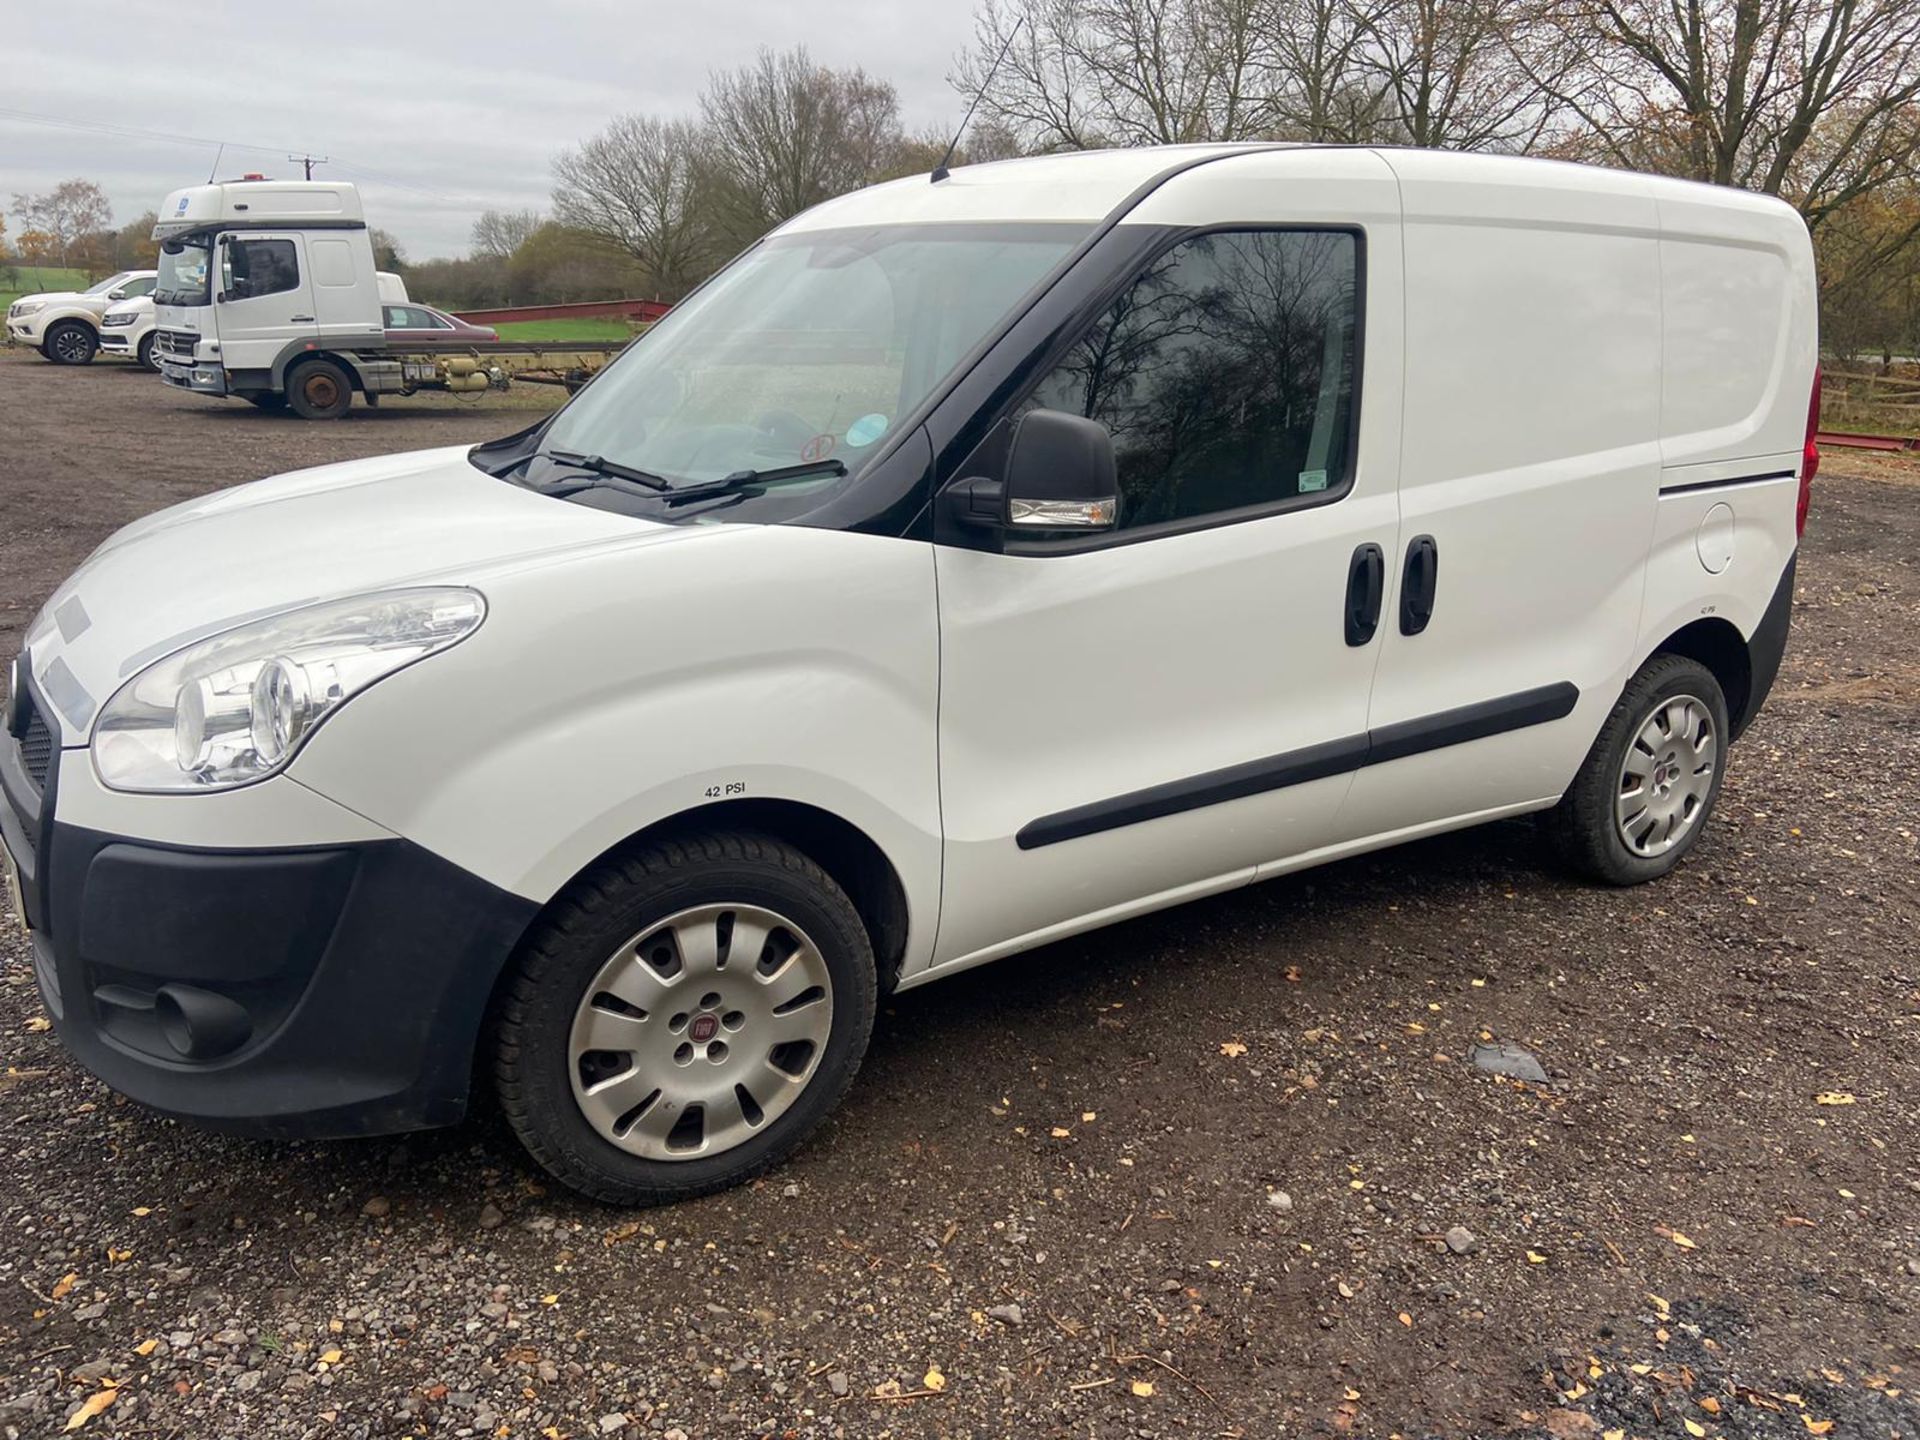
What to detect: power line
<box><xmin>0</xmin><ymin>105</ymin><xmax>492</xmax><ymax>210</ymax></box>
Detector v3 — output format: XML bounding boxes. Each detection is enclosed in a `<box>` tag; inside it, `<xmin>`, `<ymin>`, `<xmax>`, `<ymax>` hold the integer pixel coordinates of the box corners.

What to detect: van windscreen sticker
<box><xmin>845</xmin><ymin>413</ymin><xmax>888</xmax><ymax>448</ymax></box>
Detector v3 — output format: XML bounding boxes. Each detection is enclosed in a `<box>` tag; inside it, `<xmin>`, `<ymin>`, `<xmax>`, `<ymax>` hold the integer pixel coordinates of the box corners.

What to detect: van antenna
<box><xmin>206</xmin><ymin>143</ymin><xmax>224</xmax><ymax>184</ymax></box>
<box><xmin>932</xmin><ymin>16</ymin><xmax>1022</xmax><ymax>183</ymax></box>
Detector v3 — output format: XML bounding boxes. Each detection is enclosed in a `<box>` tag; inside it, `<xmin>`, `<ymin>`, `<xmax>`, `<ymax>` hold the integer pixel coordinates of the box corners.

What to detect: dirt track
<box><xmin>0</xmin><ymin>349</ymin><xmax>1916</xmax><ymax>1438</ymax></box>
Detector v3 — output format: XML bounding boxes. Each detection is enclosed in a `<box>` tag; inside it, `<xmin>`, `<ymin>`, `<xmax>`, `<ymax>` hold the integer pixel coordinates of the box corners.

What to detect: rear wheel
<box><xmin>135</xmin><ymin>333</ymin><xmax>158</xmax><ymax>372</ymax></box>
<box><xmin>44</xmin><ymin>321</ymin><xmax>97</xmax><ymax>365</ymax></box>
<box><xmin>494</xmin><ymin>832</ymin><xmax>877</xmax><ymax>1205</ymax></box>
<box><xmin>285</xmin><ymin>359</ymin><xmax>352</xmax><ymax>419</ymax></box>
<box><xmin>1544</xmin><ymin>654</ymin><xmax>1729</xmax><ymax>885</ymax></box>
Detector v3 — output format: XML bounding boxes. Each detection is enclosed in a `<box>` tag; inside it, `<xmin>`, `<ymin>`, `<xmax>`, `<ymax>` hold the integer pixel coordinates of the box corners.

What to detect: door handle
<box><xmin>1344</xmin><ymin>543</ymin><xmax>1385</xmax><ymax>646</ymax></box>
<box><xmin>289</xmin><ymin>315</ymin><xmax>315</xmax><ymax>322</ymax></box>
<box><xmin>1400</xmin><ymin>534</ymin><xmax>1439</xmax><ymax>635</ymax></box>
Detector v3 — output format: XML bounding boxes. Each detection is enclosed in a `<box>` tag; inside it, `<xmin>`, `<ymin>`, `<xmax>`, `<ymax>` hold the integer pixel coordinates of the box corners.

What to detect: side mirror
<box><xmin>1003</xmin><ymin>409</ymin><xmax>1119</xmax><ymax>531</ymax></box>
<box><xmin>107</xmin><ymin>288</ymin><xmax>127</xmax><ymax>301</ymax></box>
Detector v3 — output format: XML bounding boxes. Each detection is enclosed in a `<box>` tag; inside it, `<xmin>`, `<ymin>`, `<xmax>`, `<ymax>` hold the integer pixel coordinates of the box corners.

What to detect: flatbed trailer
<box><xmin>156</xmin><ymin>331</ymin><xmax>632</xmax><ymax>417</ymax></box>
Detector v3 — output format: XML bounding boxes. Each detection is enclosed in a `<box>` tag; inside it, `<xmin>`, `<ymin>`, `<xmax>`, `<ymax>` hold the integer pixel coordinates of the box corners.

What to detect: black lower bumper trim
<box><xmin>38</xmin><ymin>824</ymin><xmax>538</xmax><ymax>1138</ymax></box>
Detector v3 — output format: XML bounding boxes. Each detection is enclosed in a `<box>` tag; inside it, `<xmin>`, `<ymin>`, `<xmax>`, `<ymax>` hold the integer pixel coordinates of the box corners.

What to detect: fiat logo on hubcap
<box><xmin>690</xmin><ymin>1014</ymin><xmax>720</xmax><ymax>1043</ymax></box>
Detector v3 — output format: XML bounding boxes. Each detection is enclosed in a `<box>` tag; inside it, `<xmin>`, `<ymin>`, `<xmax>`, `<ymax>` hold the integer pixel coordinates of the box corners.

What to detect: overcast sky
<box><xmin>3</xmin><ymin>0</ymin><xmax>979</xmax><ymax>260</ymax></box>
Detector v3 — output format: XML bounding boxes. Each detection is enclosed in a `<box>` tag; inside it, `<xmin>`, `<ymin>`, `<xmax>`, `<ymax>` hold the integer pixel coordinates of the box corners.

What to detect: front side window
<box><xmin>121</xmin><ymin>277</ymin><xmax>155</xmax><ymax>298</ymax></box>
<box><xmin>85</xmin><ymin>272</ymin><xmax>133</xmax><ymax>296</ymax></box>
<box><xmin>1026</xmin><ymin>229</ymin><xmax>1359</xmax><ymax>532</ymax></box>
<box><xmin>223</xmin><ymin>238</ymin><xmax>300</xmax><ymax>300</ymax></box>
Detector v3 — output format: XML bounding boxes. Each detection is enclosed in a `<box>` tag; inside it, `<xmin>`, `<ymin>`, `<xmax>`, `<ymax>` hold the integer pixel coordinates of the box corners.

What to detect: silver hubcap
<box><xmin>1616</xmin><ymin>693</ymin><xmax>1717</xmax><ymax>857</ymax></box>
<box><xmin>567</xmin><ymin>903</ymin><xmax>834</xmax><ymax>1161</ymax></box>
<box><xmin>54</xmin><ymin>329</ymin><xmax>88</xmax><ymax>361</ymax></box>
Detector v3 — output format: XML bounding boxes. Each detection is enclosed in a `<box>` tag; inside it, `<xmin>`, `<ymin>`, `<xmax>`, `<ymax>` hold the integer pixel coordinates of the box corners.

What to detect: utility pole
<box><xmin>287</xmin><ymin>154</ymin><xmax>329</xmax><ymax>181</ymax></box>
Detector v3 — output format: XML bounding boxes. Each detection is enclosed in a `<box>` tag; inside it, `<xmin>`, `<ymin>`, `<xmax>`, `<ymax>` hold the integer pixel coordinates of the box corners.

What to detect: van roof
<box><xmin>776</xmin><ymin>144</ymin><xmax>1801</xmax><ymax>234</ymax></box>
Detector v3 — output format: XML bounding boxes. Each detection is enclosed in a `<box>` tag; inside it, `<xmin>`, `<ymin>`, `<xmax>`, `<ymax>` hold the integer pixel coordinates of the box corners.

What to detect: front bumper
<box><xmin>159</xmin><ymin>360</ymin><xmax>228</xmax><ymax>394</ymax></box>
<box><xmin>4</xmin><ymin>690</ymin><xmax>537</xmax><ymax>1138</ymax></box>
<box><xmin>6</xmin><ymin>317</ymin><xmax>47</xmax><ymax>345</ymax></box>
<box><xmin>97</xmin><ymin>328</ymin><xmax>139</xmax><ymax>354</ymax></box>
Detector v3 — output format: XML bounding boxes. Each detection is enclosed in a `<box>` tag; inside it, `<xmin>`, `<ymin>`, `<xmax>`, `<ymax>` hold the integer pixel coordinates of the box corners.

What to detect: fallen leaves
<box><xmin>1654</xmin><ymin>1225</ymin><xmax>1699</xmax><ymax>1250</ymax></box>
<box><xmin>1527</xmin><ymin>1251</ymin><xmax>1549</xmax><ymax>1265</ymax></box>
<box><xmin>63</xmin><ymin>1391</ymin><xmax>114</xmax><ymax>1431</ymax></box>
<box><xmin>1130</xmin><ymin>1380</ymin><xmax>1155</xmax><ymax>1397</ymax></box>
<box><xmin>1218</xmin><ymin>1040</ymin><xmax>1248</xmax><ymax>1058</ymax></box>
<box><xmin>1684</xmin><ymin>1421</ymin><xmax>1707</xmax><ymax>1438</ymax></box>
<box><xmin>922</xmin><ymin>1365</ymin><xmax>946</xmax><ymax>1392</ymax></box>
<box><xmin>50</xmin><ymin>1272</ymin><xmax>77</xmax><ymax>1301</ymax></box>
<box><xmin>1803</xmin><ymin>1418</ymin><xmax>1836</xmax><ymax>1435</ymax></box>
<box><xmin>25</xmin><ymin>1016</ymin><xmax>51</xmax><ymax>1033</ymax></box>
<box><xmin>1814</xmin><ymin>1091</ymin><xmax>1857</xmax><ymax>1106</ymax></box>
<box><xmin>133</xmin><ymin>1339</ymin><xmax>158</xmax><ymax>1357</ymax></box>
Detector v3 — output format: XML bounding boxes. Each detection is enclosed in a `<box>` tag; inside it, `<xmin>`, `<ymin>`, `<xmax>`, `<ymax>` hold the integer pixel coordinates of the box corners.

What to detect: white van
<box><xmin>3</xmin><ymin>146</ymin><xmax>1817</xmax><ymax>1204</ymax></box>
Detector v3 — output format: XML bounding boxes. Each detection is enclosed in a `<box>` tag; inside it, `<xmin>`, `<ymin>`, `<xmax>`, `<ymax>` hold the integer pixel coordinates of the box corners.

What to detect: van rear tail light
<box><xmin>1798</xmin><ymin>365</ymin><xmax>1821</xmax><ymax>538</ymax></box>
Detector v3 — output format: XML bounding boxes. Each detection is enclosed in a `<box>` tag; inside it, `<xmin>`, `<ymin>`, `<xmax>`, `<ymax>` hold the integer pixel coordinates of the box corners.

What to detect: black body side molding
<box><xmin>1015</xmin><ymin>682</ymin><xmax>1581</xmax><ymax>850</ymax></box>
<box><xmin>1657</xmin><ymin>469</ymin><xmax>1796</xmax><ymax>497</ymax></box>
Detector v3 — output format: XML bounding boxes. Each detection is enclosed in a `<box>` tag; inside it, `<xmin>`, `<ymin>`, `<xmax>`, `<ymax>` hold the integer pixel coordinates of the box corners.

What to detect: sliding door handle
<box><xmin>1400</xmin><ymin>535</ymin><xmax>1439</xmax><ymax>635</ymax></box>
<box><xmin>1345</xmin><ymin>543</ymin><xmax>1385</xmax><ymax>646</ymax></box>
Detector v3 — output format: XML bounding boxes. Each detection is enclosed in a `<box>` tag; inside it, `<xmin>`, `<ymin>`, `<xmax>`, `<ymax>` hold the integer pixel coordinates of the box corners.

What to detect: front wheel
<box><xmin>1544</xmin><ymin>653</ymin><xmax>1730</xmax><ymax>885</ymax></box>
<box><xmin>285</xmin><ymin>359</ymin><xmax>353</xmax><ymax>419</ymax></box>
<box><xmin>136</xmin><ymin>333</ymin><xmax>159</xmax><ymax>372</ymax></box>
<box><xmin>493</xmin><ymin>833</ymin><xmax>877</xmax><ymax>1205</ymax></box>
<box><xmin>43</xmin><ymin>320</ymin><xmax>97</xmax><ymax>365</ymax></box>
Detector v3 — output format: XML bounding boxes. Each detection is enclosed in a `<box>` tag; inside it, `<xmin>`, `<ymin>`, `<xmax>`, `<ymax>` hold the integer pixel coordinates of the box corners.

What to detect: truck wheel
<box><xmin>285</xmin><ymin>359</ymin><xmax>353</xmax><ymax>419</ymax></box>
<box><xmin>44</xmin><ymin>321</ymin><xmax>98</xmax><ymax>366</ymax></box>
<box><xmin>136</xmin><ymin>334</ymin><xmax>159</xmax><ymax>372</ymax></box>
<box><xmin>493</xmin><ymin>832</ymin><xmax>877</xmax><ymax>1206</ymax></box>
<box><xmin>1543</xmin><ymin>654</ymin><xmax>1730</xmax><ymax>886</ymax></box>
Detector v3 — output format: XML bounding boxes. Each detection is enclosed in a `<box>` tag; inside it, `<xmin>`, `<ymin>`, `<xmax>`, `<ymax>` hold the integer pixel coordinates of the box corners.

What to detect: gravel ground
<box><xmin>0</xmin><ymin>351</ymin><xmax>1916</xmax><ymax>1438</ymax></box>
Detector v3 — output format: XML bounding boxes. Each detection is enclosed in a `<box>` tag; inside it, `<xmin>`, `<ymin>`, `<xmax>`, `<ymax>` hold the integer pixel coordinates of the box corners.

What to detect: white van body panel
<box><xmin>289</xmin><ymin>525</ymin><xmax>944</xmax><ymax>972</ymax></box>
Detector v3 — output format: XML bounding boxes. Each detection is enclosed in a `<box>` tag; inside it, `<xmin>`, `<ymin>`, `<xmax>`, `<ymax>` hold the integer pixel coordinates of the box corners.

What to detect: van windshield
<box><xmin>155</xmin><ymin>238</ymin><xmax>212</xmax><ymax>307</ymax></box>
<box><xmin>530</xmin><ymin>222</ymin><xmax>1087</xmax><ymax>500</ymax></box>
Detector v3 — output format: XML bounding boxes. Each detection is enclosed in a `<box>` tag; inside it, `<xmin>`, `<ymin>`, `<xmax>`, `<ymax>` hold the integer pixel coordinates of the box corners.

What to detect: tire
<box><xmin>284</xmin><ymin>359</ymin><xmax>353</xmax><ymax>419</ymax></box>
<box><xmin>44</xmin><ymin>320</ymin><xmax>97</xmax><ymax>366</ymax></box>
<box><xmin>1543</xmin><ymin>653</ymin><xmax>1730</xmax><ymax>885</ymax></box>
<box><xmin>494</xmin><ymin>832</ymin><xmax>877</xmax><ymax>1205</ymax></box>
<box><xmin>245</xmin><ymin>393</ymin><xmax>289</xmax><ymax>411</ymax></box>
<box><xmin>136</xmin><ymin>333</ymin><xmax>158</xmax><ymax>372</ymax></box>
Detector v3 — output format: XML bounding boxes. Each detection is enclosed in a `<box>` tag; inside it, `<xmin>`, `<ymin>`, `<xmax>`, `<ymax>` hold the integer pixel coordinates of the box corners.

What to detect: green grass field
<box><xmin>1</xmin><ymin>267</ymin><xmax>95</xmax><ymax>311</ymax></box>
<box><xmin>491</xmin><ymin>317</ymin><xmax>637</xmax><ymax>343</ymax></box>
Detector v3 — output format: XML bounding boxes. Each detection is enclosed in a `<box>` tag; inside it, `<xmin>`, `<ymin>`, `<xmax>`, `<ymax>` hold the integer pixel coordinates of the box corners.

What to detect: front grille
<box><xmin>18</xmin><ymin>694</ymin><xmax>52</xmax><ymax>792</ymax></box>
<box><xmin>157</xmin><ymin>329</ymin><xmax>199</xmax><ymax>360</ymax></box>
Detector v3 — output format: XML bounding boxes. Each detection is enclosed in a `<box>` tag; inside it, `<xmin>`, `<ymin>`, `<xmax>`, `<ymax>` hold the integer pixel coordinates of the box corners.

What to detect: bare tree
<box><xmin>954</xmin><ymin>0</ymin><xmax>1278</xmax><ymax>150</ymax></box>
<box><xmin>1552</xmin><ymin>0</ymin><xmax>1920</xmax><ymax>224</ymax></box>
<box><xmin>553</xmin><ymin>115</ymin><xmax>710</xmax><ymax>296</ymax></box>
<box><xmin>470</xmin><ymin>208</ymin><xmax>543</xmax><ymax>260</ymax></box>
<box><xmin>698</xmin><ymin>48</ymin><xmax>906</xmax><ymax>247</ymax></box>
<box><xmin>9</xmin><ymin>179</ymin><xmax>110</xmax><ymax>269</ymax></box>
<box><xmin>1363</xmin><ymin>0</ymin><xmax>1569</xmax><ymax>150</ymax></box>
<box><xmin>1266</xmin><ymin>0</ymin><xmax>1395</xmax><ymax>142</ymax></box>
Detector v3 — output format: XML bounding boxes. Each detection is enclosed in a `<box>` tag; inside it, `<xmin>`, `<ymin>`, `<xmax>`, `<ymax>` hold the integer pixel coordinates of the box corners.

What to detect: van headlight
<box><xmin>93</xmin><ymin>587</ymin><xmax>484</xmax><ymax>793</ymax></box>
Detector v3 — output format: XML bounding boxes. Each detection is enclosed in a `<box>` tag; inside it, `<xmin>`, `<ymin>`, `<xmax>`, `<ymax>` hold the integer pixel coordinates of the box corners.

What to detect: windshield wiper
<box><xmin>535</xmin><ymin>448</ymin><xmax>675</xmax><ymax>492</ymax></box>
<box><xmin>660</xmin><ymin>459</ymin><xmax>848</xmax><ymax>505</ymax></box>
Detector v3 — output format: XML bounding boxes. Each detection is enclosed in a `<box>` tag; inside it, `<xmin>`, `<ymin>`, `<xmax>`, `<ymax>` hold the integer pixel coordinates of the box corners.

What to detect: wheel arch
<box><xmin>1651</xmin><ymin>616</ymin><xmax>1753</xmax><ymax>733</ymax></box>
<box><xmin>533</xmin><ymin>798</ymin><xmax>912</xmax><ymax>995</ymax></box>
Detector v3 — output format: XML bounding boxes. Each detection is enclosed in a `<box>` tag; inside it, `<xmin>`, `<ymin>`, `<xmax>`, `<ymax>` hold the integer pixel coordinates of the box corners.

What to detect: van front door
<box><xmin>930</xmin><ymin>150</ymin><xmax>1407</xmax><ymax>973</ymax></box>
<box><xmin>215</xmin><ymin>232</ymin><xmax>318</xmax><ymax>378</ymax></box>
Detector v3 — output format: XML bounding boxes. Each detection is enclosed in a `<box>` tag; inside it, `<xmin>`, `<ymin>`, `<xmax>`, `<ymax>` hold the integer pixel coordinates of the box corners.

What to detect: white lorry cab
<box><xmin>4</xmin><ymin>146</ymin><xmax>1818</xmax><ymax>1204</ymax></box>
<box><xmin>149</xmin><ymin>176</ymin><xmax>615</xmax><ymax>416</ymax></box>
